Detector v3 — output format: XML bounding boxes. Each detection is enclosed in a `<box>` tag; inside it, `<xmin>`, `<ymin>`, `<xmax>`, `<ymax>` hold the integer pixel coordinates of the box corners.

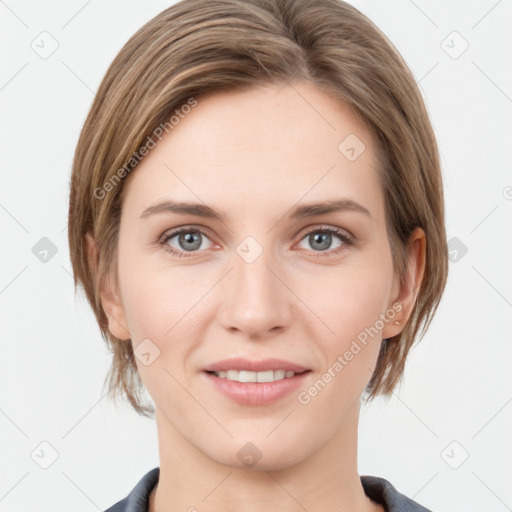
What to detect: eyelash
<box><xmin>158</xmin><ymin>225</ymin><xmax>355</xmax><ymax>259</ymax></box>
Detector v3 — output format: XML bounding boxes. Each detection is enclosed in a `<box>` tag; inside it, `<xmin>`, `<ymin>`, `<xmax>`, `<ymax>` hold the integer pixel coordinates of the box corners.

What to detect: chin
<box><xmin>206</xmin><ymin>437</ymin><xmax>308</xmax><ymax>472</ymax></box>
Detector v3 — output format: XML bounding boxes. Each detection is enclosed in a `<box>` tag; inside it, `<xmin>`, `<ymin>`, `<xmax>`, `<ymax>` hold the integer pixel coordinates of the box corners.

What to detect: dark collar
<box><xmin>104</xmin><ymin>467</ymin><xmax>432</xmax><ymax>512</ymax></box>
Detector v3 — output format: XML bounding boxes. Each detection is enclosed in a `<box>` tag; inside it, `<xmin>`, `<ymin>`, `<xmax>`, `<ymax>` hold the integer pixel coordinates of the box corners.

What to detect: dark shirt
<box><xmin>104</xmin><ymin>467</ymin><xmax>432</xmax><ymax>512</ymax></box>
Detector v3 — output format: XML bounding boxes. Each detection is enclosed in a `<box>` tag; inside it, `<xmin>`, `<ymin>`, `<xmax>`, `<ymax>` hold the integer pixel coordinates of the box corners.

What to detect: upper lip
<box><xmin>204</xmin><ymin>358</ymin><xmax>310</xmax><ymax>373</ymax></box>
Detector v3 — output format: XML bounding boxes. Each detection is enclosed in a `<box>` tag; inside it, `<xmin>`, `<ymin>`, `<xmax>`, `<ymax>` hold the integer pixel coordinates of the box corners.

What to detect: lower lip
<box><xmin>202</xmin><ymin>371</ymin><xmax>311</xmax><ymax>405</ymax></box>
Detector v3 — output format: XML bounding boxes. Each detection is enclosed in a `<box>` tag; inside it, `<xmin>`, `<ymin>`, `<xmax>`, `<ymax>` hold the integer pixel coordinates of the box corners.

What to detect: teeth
<box><xmin>214</xmin><ymin>369</ymin><xmax>298</xmax><ymax>382</ymax></box>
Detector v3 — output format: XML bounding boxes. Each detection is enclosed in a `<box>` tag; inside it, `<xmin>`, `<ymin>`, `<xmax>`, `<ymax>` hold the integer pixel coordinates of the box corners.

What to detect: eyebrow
<box><xmin>140</xmin><ymin>198</ymin><xmax>372</xmax><ymax>221</ymax></box>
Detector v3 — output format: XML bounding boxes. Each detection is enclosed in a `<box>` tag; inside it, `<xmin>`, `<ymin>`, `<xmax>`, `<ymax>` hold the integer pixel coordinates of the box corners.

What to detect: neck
<box><xmin>150</xmin><ymin>400</ymin><xmax>383</xmax><ymax>512</ymax></box>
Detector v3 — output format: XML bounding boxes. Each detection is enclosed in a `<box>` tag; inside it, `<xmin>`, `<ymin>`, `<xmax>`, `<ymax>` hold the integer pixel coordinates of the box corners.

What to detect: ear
<box><xmin>382</xmin><ymin>227</ymin><xmax>426</xmax><ymax>339</ymax></box>
<box><xmin>85</xmin><ymin>233</ymin><xmax>131</xmax><ymax>341</ymax></box>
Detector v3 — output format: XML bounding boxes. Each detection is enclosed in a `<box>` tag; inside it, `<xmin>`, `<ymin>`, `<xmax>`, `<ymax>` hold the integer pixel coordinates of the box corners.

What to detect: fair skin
<box><xmin>95</xmin><ymin>81</ymin><xmax>426</xmax><ymax>512</ymax></box>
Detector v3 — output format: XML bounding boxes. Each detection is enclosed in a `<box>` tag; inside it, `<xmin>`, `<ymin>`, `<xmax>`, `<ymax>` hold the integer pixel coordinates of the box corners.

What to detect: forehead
<box><xmin>122</xmin><ymin>81</ymin><xmax>384</xmax><ymax>221</ymax></box>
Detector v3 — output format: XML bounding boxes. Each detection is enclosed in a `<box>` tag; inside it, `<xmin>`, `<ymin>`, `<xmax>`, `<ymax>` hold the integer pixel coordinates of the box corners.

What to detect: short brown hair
<box><xmin>68</xmin><ymin>0</ymin><xmax>448</xmax><ymax>417</ymax></box>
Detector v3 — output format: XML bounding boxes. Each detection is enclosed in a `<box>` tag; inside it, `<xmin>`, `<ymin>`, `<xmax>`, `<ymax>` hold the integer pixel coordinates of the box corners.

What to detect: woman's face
<box><xmin>106</xmin><ymin>81</ymin><xmax>405</xmax><ymax>469</ymax></box>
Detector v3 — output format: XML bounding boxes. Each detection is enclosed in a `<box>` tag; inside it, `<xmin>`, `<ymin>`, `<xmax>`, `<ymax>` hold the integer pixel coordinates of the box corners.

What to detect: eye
<box><xmin>296</xmin><ymin>226</ymin><xmax>354</xmax><ymax>257</ymax></box>
<box><xmin>159</xmin><ymin>226</ymin><xmax>214</xmax><ymax>256</ymax></box>
<box><xmin>158</xmin><ymin>225</ymin><xmax>354</xmax><ymax>258</ymax></box>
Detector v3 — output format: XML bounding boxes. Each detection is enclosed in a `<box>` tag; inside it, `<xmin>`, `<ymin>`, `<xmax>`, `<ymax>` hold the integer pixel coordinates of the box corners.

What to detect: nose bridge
<box><xmin>234</xmin><ymin>243</ymin><xmax>275</xmax><ymax>301</ymax></box>
<box><xmin>217</xmin><ymin>235</ymin><xmax>292</xmax><ymax>336</ymax></box>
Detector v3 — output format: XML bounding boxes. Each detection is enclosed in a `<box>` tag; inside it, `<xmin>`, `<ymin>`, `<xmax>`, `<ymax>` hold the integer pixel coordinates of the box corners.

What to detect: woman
<box><xmin>67</xmin><ymin>0</ymin><xmax>448</xmax><ymax>510</ymax></box>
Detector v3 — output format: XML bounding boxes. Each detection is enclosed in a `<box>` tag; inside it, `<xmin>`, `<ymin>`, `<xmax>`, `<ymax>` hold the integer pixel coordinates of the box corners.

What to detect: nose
<box><xmin>217</xmin><ymin>244</ymin><xmax>294</xmax><ymax>339</ymax></box>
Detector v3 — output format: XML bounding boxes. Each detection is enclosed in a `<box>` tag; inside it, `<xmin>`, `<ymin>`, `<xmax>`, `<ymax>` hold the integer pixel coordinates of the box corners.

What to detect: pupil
<box><xmin>312</xmin><ymin>232</ymin><xmax>330</xmax><ymax>251</ymax></box>
<box><xmin>181</xmin><ymin>232</ymin><xmax>201</xmax><ymax>250</ymax></box>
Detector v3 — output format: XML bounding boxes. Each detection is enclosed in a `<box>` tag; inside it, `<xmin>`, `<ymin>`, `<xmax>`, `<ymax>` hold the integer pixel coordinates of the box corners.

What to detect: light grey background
<box><xmin>1</xmin><ymin>1</ymin><xmax>511</xmax><ymax>510</ymax></box>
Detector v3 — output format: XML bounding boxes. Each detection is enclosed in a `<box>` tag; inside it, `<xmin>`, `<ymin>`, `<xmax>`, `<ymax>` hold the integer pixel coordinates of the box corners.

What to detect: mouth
<box><xmin>201</xmin><ymin>359</ymin><xmax>312</xmax><ymax>405</ymax></box>
<box><xmin>205</xmin><ymin>369</ymin><xmax>310</xmax><ymax>383</ymax></box>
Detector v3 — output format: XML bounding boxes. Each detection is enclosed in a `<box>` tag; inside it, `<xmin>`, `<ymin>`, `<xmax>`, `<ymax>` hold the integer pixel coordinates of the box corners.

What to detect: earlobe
<box><xmin>85</xmin><ymin>233</ymin><xmax>131</xmax><ymax>341</ymax></box>
<box><xmin>382</xmin><ymin>227</ymin><xmax>427</xmax><ymax>339</ymax></box>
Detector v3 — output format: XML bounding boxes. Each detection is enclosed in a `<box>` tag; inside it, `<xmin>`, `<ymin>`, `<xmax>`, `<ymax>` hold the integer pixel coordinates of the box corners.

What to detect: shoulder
<box><xmin>103</xmin><ymin>467</ymin><xmax>160</xmax><ymax>512</ymax></box>
<box><xmin>360</xmin><ymin>475</ymin><xmax>433</xmax><ymax>511</ymax></box>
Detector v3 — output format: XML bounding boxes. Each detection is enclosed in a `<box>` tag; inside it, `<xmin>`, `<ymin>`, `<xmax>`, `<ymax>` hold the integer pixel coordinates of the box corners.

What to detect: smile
<box><xmin>209</xmin><ymin>369</ymin><xmax>304</xmax><ymax>383</ymax></box>
<box><xmin>203</xmin><ymin>369</ymin><xmax>312</xmax><ymax>405</ymax></box>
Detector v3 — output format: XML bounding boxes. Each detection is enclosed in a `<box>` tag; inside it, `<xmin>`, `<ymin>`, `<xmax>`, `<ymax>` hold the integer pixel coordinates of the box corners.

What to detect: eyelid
<box><xmin>158</xmin><ymin>225</ymin><xmax>218</xmax><ymax>256</ymax></box>
<box><xmin>158</xmin><ymin>224</ymin><xmax>214</xmax><ymax>245</ymax></box>
<box><xmin>158</xmin><ymin>223</ymin><xmax>355</xmax><ymax>256</ymax></box>
<box><xmin>295</xmin><ymin>223</ymin><xmax>353</xmax><ymax>241</ymax></box>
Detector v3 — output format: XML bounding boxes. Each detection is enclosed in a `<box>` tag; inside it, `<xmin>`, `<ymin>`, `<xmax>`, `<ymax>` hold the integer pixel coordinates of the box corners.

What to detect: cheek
<box><xmin>315</xmin><ymin>263</ymin><xmax>393</xmax><ymax>338</ymax></box>
<box><xmin>120</xmin><ymin>261</ymin><xmax>210</xmax><ymax>406</ymax></box>
<box><xmin>309</xmin><ymin>260</ymin><xmax>393</xmax><ymax>380</ymax></box>
<box><xmin>118</xmin><ymin>244</ymin><xmax>211</xmax><ymax>341</ymax></box>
